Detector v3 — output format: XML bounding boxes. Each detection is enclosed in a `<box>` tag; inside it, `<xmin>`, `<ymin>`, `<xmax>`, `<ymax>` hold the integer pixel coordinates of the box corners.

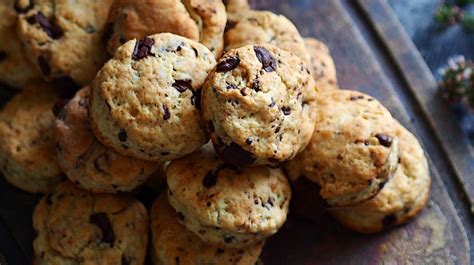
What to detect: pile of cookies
<box><xmin>0</xmin><ymin>0</ymin><xmax>430</xmax><ymax>264</ymax></box>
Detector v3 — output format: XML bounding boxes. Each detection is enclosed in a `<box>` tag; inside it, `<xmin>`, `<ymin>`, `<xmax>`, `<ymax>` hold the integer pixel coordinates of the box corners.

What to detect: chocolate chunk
<box><xmin>253</xmin><ymin>46</ymin><xmax>276</xmax><ymax>72</ymax></box>
<box><xmin>216</xmin><ymin>248</ymin><xmax>225</xmax><ymax>255</ymax></box>
<box><xmin>226</xmin><ymin>83</ymin><xmax>238</xmax><ymax>90</ymax></box>
<box><xmin>132</xmin><ymin>37</ymin><xmax>155</xmax><ymax>60</ymax></box>
<box><xmin>52</xmin><ymin>76</ymin><xmax>80</xmax><ymax>99</ymax></box>
<box><xmin>121</xmin><ymin>255</ymin><xmax>131</xmax><ymax>265</ymax></box>
<box><xmin>378</xmin><ymin>181</ymin><xmax>386</xmax><ymax>190</ymax></box>
<box><xmin>175</xmin><ymin>257</ymin><xmax>180</xmax><ymax>264</ymax></box>
<box><xmin>251</xmin><ymin>78</ymin><xmax>260</xmax><ymax>92</ymax></box>
<box><xmin>216</xmin><ymin>56</ymin><xmax>240</xmax><ymax>72</ymax></box>
<box><xmin>79</xmin><ymin>98</ymin><xmax>88</xmax><ymax>108</ymax></box>
<box><xmin>225</xmin><ymin>20</ymin><xmax>237</xmax><ymax>32</ymax></box>
<box><xmin>102</xmin><ymin>23</ymin><xmax>114</xmax><ymax>44</ymax></box>
<box><xmin>219</xmin><ymin>142</ymin><xmax>255</xmax><ymax>167</ymax></box>
<box><xmin>281</xmin><ymin>106</ymin><xmax>291</xmax><ymax>115</ymax></box>
<box><xmin>162</xmin><ymin>105</ymin><xmax>170</xmax><ymax>120</ymax></box>
<box><xmin>176</xmin><ymin>212</ymin><xmax>185</xmax><ymax>221</ymax></box>
<box><xmin>350</xmin><ymin>95</ymin><xmax>364</xmax><ymax>101</ymax></box>
<box><xmin>52</xmin><ymin>99</ymin><xmax>69</xmax><ymax>117</ymax></box>
<box><xmin>245</xmin><ymin>138</ymin><xmax>252</xmax><ymax>145</ymax></box>
<box><xmin>268</xmin><ymin>99</ymin><xmax>276</xmax><ymax>107</ymax></box>
<box><xmin>93</xmin><ymin>153</ymin><xmax>109</xmax><ymax>173</ymax></box>
<box><xmin>14</xmin><ymin>0</ymin><xmax>33</xmax><ymax>13</ymax></box>
<box><xmin>38</xmin><ymin>55</ymin><xmax>51</xmax><ymax>76</ymax></box>
<box><xmin>381</xmin><ymin>214</ymin><xmax>397</xmax><ymax>228</ymax></box>
<box><xmin>89</xmin><ymin>212</ymin><xmax>115</xmax><ymax>245</ymax></box>
<box><xmin>118</xmin><ymin>129</ymin><xmax>127</xmax><ymax>142</ymax></box>
<box><xmin>192</xmin><ymin>47</ymin><xmax>199</xmax><ymax>57</ymax></box>
<box><xmin>35</xmin><ymin>12</ymin><xmax>64</xmax><ymax>39</ymax></box>
<box><xmin>205</xmin><ymin>121</ymin><xmax>214</xmax><ymax>135</ymax></box>
<box><xmin>267</xmin><ymin>197</ymin><xmax>274</xmax><ymax>207</ymax></box>
<box><xmin>191</xmin><ymin>89</ymin><xmax>201</xmax><ymax>110</ymax></box>
<box><xmin>202</xmin><ymin>170</ymin><xmax>219</xmax><ymax>188</ymax></box>
<box><xmin>173</xmin><ymin>80</ymin><xmax>192</xmax><ymax>93</ymax></box>
<box><xmin>0</xmin><ymin>51</ymin><xmax>6</xmax><ymax>61</ymax></box>
<box><xmin>375</xmin><ymin>134</ymin><xmax>393</xmax><ymax>147</ymax></box>
<box><xmin>224</xmin><ymin>235</ymin><xmax>235</xmax><ymax>243</ymax></box>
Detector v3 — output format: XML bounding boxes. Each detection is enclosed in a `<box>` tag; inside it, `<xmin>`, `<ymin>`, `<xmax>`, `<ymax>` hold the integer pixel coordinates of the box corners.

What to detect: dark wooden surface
<box><xmin>0</xmin><ymin>0</ymin><xmax>471</xmax><ymax>264</ymax></box>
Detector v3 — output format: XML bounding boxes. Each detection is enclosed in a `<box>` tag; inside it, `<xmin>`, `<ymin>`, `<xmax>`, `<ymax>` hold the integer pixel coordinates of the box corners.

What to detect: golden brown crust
<box><xmin>304</xmin><ymin>38</ymin><xmax>338</xmax><ymax>92</ymax></box>
<box><xmin>151</xmin><ymin>194</ymin><xmax>264</xmax><ymax>264</ymax></box>
<box><xmin>56</xmin><ymin>87</ymin><xmax>159</xmax><ymax>193</ymax></box>
<box><xmin>106</xmin><ymin>0</ymin><xmax>226</xmax><ymax>57</ymax></box>
<box><xmin>0</xmin><ymin>83</ymin><xmax>62</xmax><ymax>193</ymax></box>
<box><xmin>166</xmin><ymin>144</ymin><xmax>291</xmax><ymax>248</ymax></box>
<box><xmin>33</xmin><ymin>181</ymin><xmax>149</xmax><ymax>264</ymax></box>
<box><xmin>330</xmin><ymin>121</ymin><xmax>430</xmax><ymax>233</ymax></box>
<box><xmin>285</xmin><ymin>89</ymin><xmax>399</xmax><ymax>206</ymax></box>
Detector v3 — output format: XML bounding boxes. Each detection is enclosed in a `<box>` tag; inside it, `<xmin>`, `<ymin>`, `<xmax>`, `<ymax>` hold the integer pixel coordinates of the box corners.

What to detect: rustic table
<box><xmin>0</xmin><ymin>0</ymin><xmax>472</xmax><ymax>264</ymax></box>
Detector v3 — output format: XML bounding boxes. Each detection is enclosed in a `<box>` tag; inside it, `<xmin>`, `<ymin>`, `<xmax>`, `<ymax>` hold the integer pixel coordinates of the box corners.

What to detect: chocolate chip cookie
<box><xmin>330</xmin><ymin>121</ymin><xmax>430</xmax><ymax>233</ymax></box>
<box><xmin>33</xmin><ymin>181</ymin><xmax>149</xmax><ymax>264</ymax></box>
<box><xmin>151</xmin><ymin>193</ymin><xmax>264</xmax><ymax>264</ymax></box>
<box><xmin>304</xmin><ymin>38</ymin><xmax>338</xmax><ymax>92</ymax></box>
<box><xmin>105</xmin><ymin>0</ymin><xmax>226</xmax><ymax>57</ymax></box>
<box><xmin>56</xmin><ymin>87</ymin><xmax>159</xmax><ymax>193</ymax></box>
<box><xmin>285</xmin><ymin>89</ymin><xmax>399</xmax><ymax>207</ymax></box>
<box><xmin>225</xmin><ymin>10</ymin><xmax>310</xmax><ymax>65</ymax></box>
<box><xmin>0</xmin><ymin>0</ymin><xmax>40</xmax><ymax>88</ymax></box>
<box><xmin>90</xmin><ymin>33</ymin><xmax>216</xmax><ymax>162</ymax></box>
<box><xmin>167</xmin><ymin>144</ymin><xmax>291</xmax><ymax>248</ymax></box>
<box><xmin>202</xmin><ymin>44</ymin><xmax>317</xmax><ymax>167</ymax></box>
<box><xmin>0</xmin><ymin>83</ymin><xmax>62</xmax><ymax>193</ymax></box>
<box><xmin>16</xmin><ymin>0</ymin><xmax>114</xmax><ymax>86</ymax></box>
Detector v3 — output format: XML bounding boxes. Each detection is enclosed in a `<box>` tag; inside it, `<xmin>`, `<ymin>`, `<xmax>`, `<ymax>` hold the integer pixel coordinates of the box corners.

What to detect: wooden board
<box><xmin>0</xmin><ymin>0</ymin><xmax>470</xmax><ymax>264</ymax></box>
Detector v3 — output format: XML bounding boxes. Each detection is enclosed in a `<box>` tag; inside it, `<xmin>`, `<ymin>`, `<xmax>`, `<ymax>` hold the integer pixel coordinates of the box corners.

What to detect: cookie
<box><xmin>202</xmin><ymin>44</ymin><xmax>317</xmax><ymax>167</ymax></box>
<box><xmin>224</xmin><ymin>0</ymin><xmax>250</xmax><ymax>20</ymax></box>
<box><xmin>33</xmin><ymin>181</ymin><xmax>149</xmax><ymax>264</ymax></box>
<box><xmin>167</xmin><ymin>144</ymin><xmax>291</xmax><ymax>248</ymax></box>
<box><xmin>90</xmin><ymin>33</ymin><xmax>216</xmax><ymax>162</ymax></box>
<box><xmin>0</xmin><ymin>0</ymin><xmax>41</xmax><ymax>88</ymax></box>
<box><xmin>105</xmin><ymin>0</ymin><xmax>226</xmax><ymax>57</ymax></box>
<box><xmin>304</xmin><ymin>38</ymin><xmax>338</xmax><ymax>92</ymax></box>
<box><xmin>151</xmin><ymin>193</ymin><xmax>264</xmax><ymax>265</ymax></box>
<box><xmin>55</xmin><ymin>86</ymin><xmax>159</xmax><ymax>193</ymax></box>
<box><xmin>16</xmin><ymin>0</ymin><xmax>114</xmax><ymax>87</ymax></box>
<box><xmin>224</xmin><ymin>10</ymin><xmax>310</xmax><ymax>65</ymax></box>
<box><xmin>285</xmin><ymin>89</ymin><xmax>399</xmax><ymax>207</ymax></box>
<box><xmin>0</xmin><ymin>83</ymin><xmax>62</xmax><ymax>193</ymax></box>
<box><xmin>330</xmin><ymin>121</ymin><xmax>430</xmax><ymax>233</ymax></box>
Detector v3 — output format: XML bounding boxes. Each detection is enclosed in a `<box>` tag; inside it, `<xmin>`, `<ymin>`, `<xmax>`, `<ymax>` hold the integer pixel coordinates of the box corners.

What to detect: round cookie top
<box><xmin>330</xmin><ymin>121</ymin><xmax>430</xmax><ymax>233</ymax></box>
<box><xmin>202</xmin><ymin>44</ymin><xmax>317</xmax><ymax>167</ymax></box>
<box><xmin>0</xmin><ymin>0</ymin><xmax>41</xmax><ymax>88</ymax></box>
<box><xmin>225</xmin><ymin>10</ymin><xmax>310</xmax><ymax>65</ymax></box>
<box><xmin>105</xmin><ymin>0</ymin><xmax>226</xmax><ymax>57</ymax></box>
<box><xmin>285</xmin><ymin>89</ymin><xmax>399</xmax><ymax>207</ymax></box>
<box><xmin>167</xmin><ymin>144</ymin><xmax>291</xmax><ymax>248</ymax></box>
<box><xmin>304</xmin><ymin>38</ymin><xmax>338</xmax><ymax>92</ymax></box>
<box><xmin>16</xmin><ymin>0</ymin><xmax>114</xmax><ymax>86</ymax></box>
<box><xmin>151</xmin><ymin>194</ymin><xmax>264</xmax><ymax>265</ymax></box>
<box><xmin>0</xmin><ymin>83</ymin><xmax>62</xmax><ymax>193</ymax></box>
<box><xmin>33</xmin><ymin>181</ymin><xmax>149</xmax><ymax>265</ymax></box>
<box><xmin>90</xmin><ymin>33</ymin><xmax>216</xmax><ymax>162</ymax></box>
<box><xmin>56</xmin><ymin>87</ymin><xmax>159</xmax><ymax>193</ymax></box>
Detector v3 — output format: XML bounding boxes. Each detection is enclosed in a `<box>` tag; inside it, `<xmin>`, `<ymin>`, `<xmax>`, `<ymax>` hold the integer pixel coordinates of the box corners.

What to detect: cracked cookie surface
<box><xmin>33</xmin><ymin>181</ymin><xmax>149</xmax><ymax>265</ymax></box>
<box><xmin>90</xmin><ymin>33</ymin><xmax>216</xmax><ymax>162</ymax></box>
<box><xmin>105</xmin><ymin>0</ymin><xmax>226</xmax><ymax>57</ymax></box>
<box><xmin>167</xmin><ymin>144</ymin><xmax>291</xmax><ymax>248</ymax></box>
<box><xmin>285</xmin><ymin>89</ymin><xmax>399</xmax><ymax>207</ymax></box>
<box><xmin>16</xmin><ymin>0</ymin><xmax>114</xmax><ymax>86</ymax></box>
<box><xmin>202</xmin><ymin>44</ymin><xmax>317</xmax><ymax>167</ymax></box>
<box><xmin>0</xmin><ymin>83</ymin><xmax>62</xmax><ymax>193</ymax></box>
<box><xmin>56</xmin><ymin>87</ymin><xmax>159</xmax><ymax>193</ymax></box>
<box><xmin>330</xmin><ymin>121</ymin><xmax>430</xmax><ymax>233</ymax></box>
<box><xmin>151</xmin><ymin>193</ymin><xmax>264</xmax><ymax>264</ymax></box>
<box><xmin>225</xmin><ymin>10</ymin><xmax>310</xmax><ymax>65</ymax></box>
